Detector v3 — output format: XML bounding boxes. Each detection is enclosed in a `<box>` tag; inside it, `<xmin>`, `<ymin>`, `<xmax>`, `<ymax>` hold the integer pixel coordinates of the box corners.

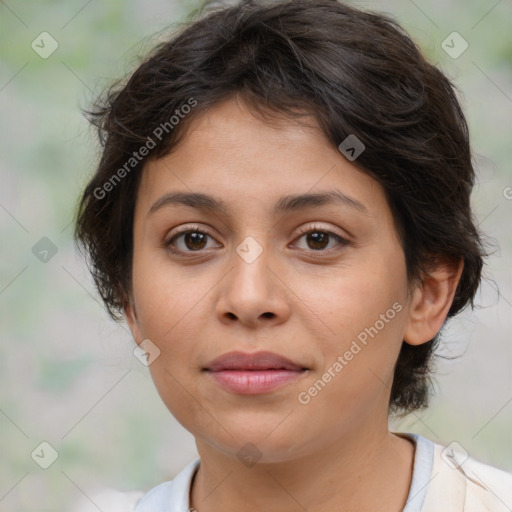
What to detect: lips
<box><xmin>204</xmin><ymin>351</ymin><xmax>307</xmax><ymax>372</ymax></box>
<box><xmin>203</xmin><ymin>351</ymin><xmax>308</xmax><ymax>395</ymax></box>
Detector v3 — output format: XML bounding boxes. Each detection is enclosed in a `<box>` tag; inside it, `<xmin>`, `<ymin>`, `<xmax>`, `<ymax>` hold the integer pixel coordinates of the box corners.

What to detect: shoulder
<box><xmin>70</xmin><ymin>489</ymin><xmax>144</xmax><ymax>512</ymax></box>
<box><xmin>72</xmin><ymin>483</ymin><xmax>175</xmax><ymax>512</ymax></box>
<box><xmin>132</xmin><ymin>480</ymin><xmax>177</xmax><ymax>511</ymax></box>
<box><xmin>423</xmin><ymin>438</ymin><xmax>512</xmax><ymax>511</ymax></box>
<box><xmin>71</xmin><ymin>458</ymin><xmax>200</xmax><ymax>512</ymax></box>
<box><xmin>133</xmin><ymin>458</ymin><xmax>200</xmax><ymax>512</ymax></box>
<box><xmin>458</xmin><ymin>449</ymin><xmax>512</xmax><ymax>509</ymax></box>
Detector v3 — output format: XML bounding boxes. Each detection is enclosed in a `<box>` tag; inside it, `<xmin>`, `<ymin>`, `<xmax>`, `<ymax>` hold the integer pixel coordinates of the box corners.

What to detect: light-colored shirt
<box><xmin>76</xmin><ymin>433</ymin><xmax>512</xmax><ymax>511</ymax></box>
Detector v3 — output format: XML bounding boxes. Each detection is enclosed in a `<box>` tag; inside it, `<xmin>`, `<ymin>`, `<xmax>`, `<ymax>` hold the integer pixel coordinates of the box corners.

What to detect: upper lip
<box><xmin>204</xmin><ymin>351</ymin><xmax>307</xmax><ymax>372</ymax></box>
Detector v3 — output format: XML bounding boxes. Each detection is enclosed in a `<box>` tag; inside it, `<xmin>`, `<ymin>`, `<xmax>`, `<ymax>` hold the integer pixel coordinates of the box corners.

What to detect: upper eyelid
<box><xmin>294</xmin><ymin>223</ymin><xmax>346</xmax><ymax>238</ymax></box>
<box><xmin>168</xmin><ymin>223</ymin><xmax>346</xmax><ymax>239</ymax></box>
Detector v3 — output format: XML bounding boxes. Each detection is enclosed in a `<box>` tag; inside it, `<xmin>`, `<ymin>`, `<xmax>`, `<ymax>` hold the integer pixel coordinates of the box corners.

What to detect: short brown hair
<box><xmin>74</xmin><ymin>0</ymin><xmax>486</xmax><ymax>415</ymax></box>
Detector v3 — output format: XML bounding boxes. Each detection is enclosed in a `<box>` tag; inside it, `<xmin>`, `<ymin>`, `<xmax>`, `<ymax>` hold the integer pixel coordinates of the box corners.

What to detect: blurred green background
<box><xmin>1</xmin><ymin>0</ymin><xmax>511</xmax><ymax>510</ymax></box>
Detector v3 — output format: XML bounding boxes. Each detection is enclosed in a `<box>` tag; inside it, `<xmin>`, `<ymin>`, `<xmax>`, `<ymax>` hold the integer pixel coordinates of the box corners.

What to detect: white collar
<box><xmin>134</xmin><ymin>457</ymin><xmax>200</xmax><ymax>511</ymax></box>
<box><xmin>134</xmin><ymin>433</ymin><xmax>512</xmax><ymax>512</ymax></box>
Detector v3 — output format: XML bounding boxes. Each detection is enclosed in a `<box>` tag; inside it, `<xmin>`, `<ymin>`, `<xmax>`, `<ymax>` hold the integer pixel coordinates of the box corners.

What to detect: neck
<box><xmin>190</xmin><ymin>425</ymin><xmax>415</xmax><ymax>512</ymax></box>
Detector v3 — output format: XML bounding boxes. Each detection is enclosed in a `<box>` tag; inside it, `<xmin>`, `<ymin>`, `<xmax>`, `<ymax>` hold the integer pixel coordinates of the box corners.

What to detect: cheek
<box><xmin>297</xmin><ymin>256</ymin><xmax>407</xmax><ymax>341</ymax></box>
<box><xmin>294</xmin><ymin>280</ymin><xmax>406</xmax><ymax>436</ymax></box>
<box><xmin>293</xmin><ymin>249</ymin><xmax>408</xmax><ymax>391</ymax></box>
<box><xmin>130</xmin><ymin>258</ymin><xmax>210</xmax><ymax>429</ymax></box>
<box><xmin>131</xmin><ymin>252</ymin><xmax>199</xmax><ymax>339</ymax></box>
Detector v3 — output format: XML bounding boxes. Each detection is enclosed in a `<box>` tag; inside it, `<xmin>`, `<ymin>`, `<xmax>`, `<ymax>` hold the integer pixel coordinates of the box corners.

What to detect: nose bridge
<box><xmin>230</xmin><ymin>234</ymin><xmax>275</xmax><ymax>300</ymax></box>
<box><xmin>216</xmin><ymin>233</ymin><xmax>289</xmax><ymax>325</ymax></box>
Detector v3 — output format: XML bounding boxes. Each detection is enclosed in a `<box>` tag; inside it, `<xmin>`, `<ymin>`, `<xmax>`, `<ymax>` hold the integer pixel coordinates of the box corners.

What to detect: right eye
<box><xmin>165</xmin><ymin>226</ymin><xmax>220</xmax><ymax>254</ymax></box>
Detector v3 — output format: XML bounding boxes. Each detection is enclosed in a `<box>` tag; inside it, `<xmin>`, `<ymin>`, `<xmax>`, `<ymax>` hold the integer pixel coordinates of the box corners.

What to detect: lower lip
<box><xmin>207</xmin><ymin>370</ymin><xmax>305</xmax><ymax>394</ymax></box>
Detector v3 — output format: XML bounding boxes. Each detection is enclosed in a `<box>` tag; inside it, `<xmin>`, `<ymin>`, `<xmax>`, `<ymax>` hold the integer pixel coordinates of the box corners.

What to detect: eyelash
<box><xmin>164</xmin><ymin>223</ymin><xmax>349</xmax><ymax>256</ymax></box>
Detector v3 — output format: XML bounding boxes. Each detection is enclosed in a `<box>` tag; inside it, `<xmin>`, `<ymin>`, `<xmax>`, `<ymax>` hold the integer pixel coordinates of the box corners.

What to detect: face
<box><xmin>125</xmin><ymin>97</ymin><xmax>415</xmax><ymax>462</ymax></box>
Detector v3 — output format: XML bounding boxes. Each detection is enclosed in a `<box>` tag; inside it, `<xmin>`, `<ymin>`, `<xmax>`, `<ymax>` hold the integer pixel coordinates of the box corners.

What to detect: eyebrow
<box><xmin>147</xmin><ymin>190</ymin><xmax>368</xmax><ymax>217</ymax></box>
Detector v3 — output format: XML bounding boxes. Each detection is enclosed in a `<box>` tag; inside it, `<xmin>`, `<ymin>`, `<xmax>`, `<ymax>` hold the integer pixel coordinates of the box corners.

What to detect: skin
<box><xmin>125</xmin><ymin>96</ymin><xmax>463</xmax><ymax>512</ymax></box>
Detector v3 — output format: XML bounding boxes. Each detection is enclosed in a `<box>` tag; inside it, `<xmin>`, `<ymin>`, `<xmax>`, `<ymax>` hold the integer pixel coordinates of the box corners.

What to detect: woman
<box><xmin>74</xmin><ymin>0</ymin><xmax>512</xmax><ymax>510</ymax></box>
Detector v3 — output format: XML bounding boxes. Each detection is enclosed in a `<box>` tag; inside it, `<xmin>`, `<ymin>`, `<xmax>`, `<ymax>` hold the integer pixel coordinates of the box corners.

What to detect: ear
<box><xmin>403</xmin><ymin>257</ymin><xmax>464</xmax><ymax>345</ymax></box>
<box><xmin>124</xmin><ymin>299</ymin><xmax>143</xmax><ymax>345</ymax></box>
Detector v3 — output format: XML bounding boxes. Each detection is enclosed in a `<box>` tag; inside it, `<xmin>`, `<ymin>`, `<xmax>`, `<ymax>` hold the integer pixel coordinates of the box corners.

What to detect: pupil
<box><xmin>186</xmin><ymin>232</ymin><xmax>206</xmax><ymax>250</ymax></box>
<box><xmin>308</xmin><ymin>232</ymin><xmax>328</xmax><ymax>250</ymax></box>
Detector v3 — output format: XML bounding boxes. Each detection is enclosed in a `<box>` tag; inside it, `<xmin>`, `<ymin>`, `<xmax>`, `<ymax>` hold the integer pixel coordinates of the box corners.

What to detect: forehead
<box><xmin>136</xmin><ymin>97</ymin><xmax>388</xmax><ymax>221</ymax></box>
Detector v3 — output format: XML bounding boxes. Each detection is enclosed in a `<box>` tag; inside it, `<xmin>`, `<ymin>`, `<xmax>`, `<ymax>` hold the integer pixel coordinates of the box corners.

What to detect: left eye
<box><xmin>293</xmin><ymin>229</ymin><xmax>348</xmax><ymax>252</ymax></box>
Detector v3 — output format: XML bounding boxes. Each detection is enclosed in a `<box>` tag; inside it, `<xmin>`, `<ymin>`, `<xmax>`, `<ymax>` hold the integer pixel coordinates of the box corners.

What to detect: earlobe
<box><xmin>403</xmin><ymin>258</ymin><xmax>464</xmax><ymax>346</ymax></box>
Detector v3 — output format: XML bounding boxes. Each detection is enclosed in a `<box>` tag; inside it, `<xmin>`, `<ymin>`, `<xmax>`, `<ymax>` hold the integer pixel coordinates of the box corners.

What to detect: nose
<box><xmin>215</xmin><ymin>240</ymin><xmax>291</xmax><ymax>328</ymax></box>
